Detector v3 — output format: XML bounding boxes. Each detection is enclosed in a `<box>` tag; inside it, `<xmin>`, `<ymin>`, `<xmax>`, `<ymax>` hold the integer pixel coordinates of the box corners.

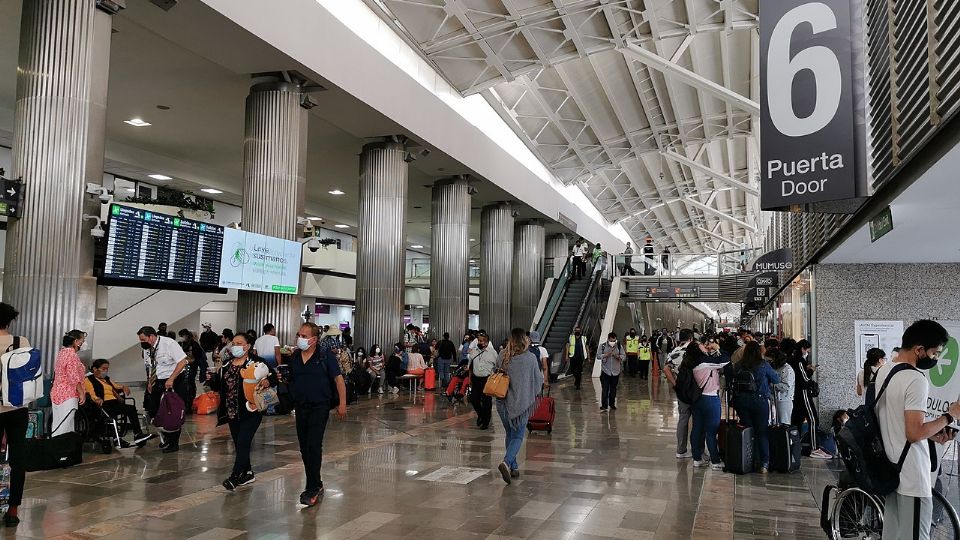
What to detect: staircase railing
<box><xmin>534</xmin><ymin>259</ymin><xmax>571</xmax><ymax>340</ymax></box>
<box><xmin>573</xmin><ymin>261</ymin><xmax>605</xmax><ymax>350</ymax></box>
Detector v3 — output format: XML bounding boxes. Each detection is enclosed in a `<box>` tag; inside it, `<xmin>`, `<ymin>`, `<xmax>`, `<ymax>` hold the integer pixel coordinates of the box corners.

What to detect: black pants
<box><xmin>470</xmin><ymin>375</ymin><xmax>492</xmax><ymax>426</ymax></box>
<box><xmin>184</xmin><ymin>364</ymin><xmax>198</xmax><ymax>412</ymax></box>
<box><xmin>573</xmin><ymin>258</ymin><xmax>585</xmax><ymax>279</ymax></box>
<box><xmin>145</xmin><ymin>376</ymin><xmax>188</xmax><ymax>447</ymax></box>
<box><xmin>569</xmin><ymin>355</ymin><xmax>585</xmax><ymax>388</ymax></box>
<box><xmin>102</xmin><ymin>400</ymin><xmax>143</xmax><ymax>436</ymax></box>
<box><xmin>600</xmin><ymin>373</ymin><xmax>619</xmax><ymax>408</ymax></box>
<box><xmin>386</xmin><ymin>359</ymin><xmax>404</xmax><ymax>388</ymax></box>
<box><xmin>792</xmin><ymin>390</ymin><xmax>819</xmax><ymax>449</ymax></box>
<box><xmin>626</xmin><ymin>354</ymin><xmax>638</xmax><ymax>376</ymax></box>
<box><xmin>295</xmin><ymin>405</ymin><xmax>330</xmax><ymax>493</ymax></box>
<box><xmin>229</xmin><ymin>413</ymin><xmax>262</xmax><ymax>478</ymax></box>
<box><xmin>638</xmin><ymin>360</ymin><xmax>650</xmax><ymax>380</ymax></box>
<box><xmin>0</xmin><ymin>408</ymin><xmax>27</xmax><ymax>507</ymax></box>
<box><xmin>621</xmin><ymin>258</ymin><xmax>634</xmax><ymax>276</ymax></box>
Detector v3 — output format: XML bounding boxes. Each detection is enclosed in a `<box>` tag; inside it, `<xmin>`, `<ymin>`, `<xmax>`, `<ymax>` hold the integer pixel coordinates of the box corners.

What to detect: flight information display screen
<box><xmin>100</xmin><ymin>204</ymin><xmax>225</xmax><ymax>291</ymax></box>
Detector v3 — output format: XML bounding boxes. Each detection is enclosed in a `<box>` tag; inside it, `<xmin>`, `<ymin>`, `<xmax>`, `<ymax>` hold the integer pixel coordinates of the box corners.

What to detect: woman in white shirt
<box><xmin>769</xmin><ymin>349</ymin><xmax>795</xmax><ymax>424</ymax></box>
<box><xmin>856</xmin><ymin>348</ymin><xmax>886</xmax><ymax>397</ymax></box>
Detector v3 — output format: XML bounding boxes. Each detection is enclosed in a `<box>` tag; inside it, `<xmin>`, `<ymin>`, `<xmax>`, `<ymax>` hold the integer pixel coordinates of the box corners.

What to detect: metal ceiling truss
<box><xmin>365</xmin><ymin>0</ymin><xmax>761</xmax><ymax>251</ymax></box>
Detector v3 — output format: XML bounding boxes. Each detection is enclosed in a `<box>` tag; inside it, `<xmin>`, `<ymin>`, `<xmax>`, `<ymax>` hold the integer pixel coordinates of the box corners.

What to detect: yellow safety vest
<box><xmin>638</xmin><ymin>346</ymin><xmax>652</xmax><ymax>361</ymax></box>
<box><xmin>625</xmin><ymin>336</ymin><xmax>640</xmax><ymax>354</ymax></box>
<box><xmin>568</xmin><ymin>335</ymin><xmax>587</xmax><ymax>357</ymax></box>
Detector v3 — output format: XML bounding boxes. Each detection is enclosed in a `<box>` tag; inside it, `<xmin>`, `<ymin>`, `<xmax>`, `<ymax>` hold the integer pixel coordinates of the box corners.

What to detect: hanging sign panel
<box><xmin>760</xmin><ymin>0</ymin><xmax>858</xmax><ymax>209</ymax></box>
<box><xmin>927</xmin><ymin>321</ymin><xmax>960</xmax><ymax>423</ymax></box>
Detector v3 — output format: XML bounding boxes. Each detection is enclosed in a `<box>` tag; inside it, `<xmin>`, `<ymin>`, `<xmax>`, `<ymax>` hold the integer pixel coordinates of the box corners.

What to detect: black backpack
<box><xmin>732</xmin><ymin>365</ymin><xmax>758</xmax><ymax>395</ymax></box>
<box><xmin>836</xmin><ymin>363</ymin><xmax>915</xmax><ymax>496</ymax></box>
<box><xmin>674</xmin><ymin>366</ymin><xmax>706</xmax><ymax>404</ymax></box>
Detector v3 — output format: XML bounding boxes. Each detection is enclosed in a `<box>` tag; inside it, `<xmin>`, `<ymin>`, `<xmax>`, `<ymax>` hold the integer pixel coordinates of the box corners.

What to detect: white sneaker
<box><xmin>390</xmin><ymin>387</ymin><xmax>400</xmax><ymax>394</ymax></box>
<box><xmin>676</xmin><ymin>451</ymin><xmax>692</xmax><ymax>459</ymax></box>
<box><xmin>692</xmin><ymin>460</ymin><xmax>707</xmax><ymax>468</ymax></box>
<box><xmin>377</xmin><ymin>387</ymin><xmax>384</xmax><ymax>394</ymax></box>
<box><xmin>710</xmin><ymin>462</ymin><xmax>724</xmax><ymax>471</ymax></box>
<box><xmin>810</xmin><ymin>449</ymin><xmax>833</xmax><ymax>460</ymax></box>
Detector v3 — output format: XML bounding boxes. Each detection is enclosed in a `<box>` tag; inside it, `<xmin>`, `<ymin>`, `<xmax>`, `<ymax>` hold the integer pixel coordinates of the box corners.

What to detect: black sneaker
<box><xmin>510</xmin><ymin>469</ymin><xmax>520</xmax><ymax>479</ymax></box>
<box><xmin>222</xmin><ymin>476</ymin><xmax>238</xmax><ymax>491</ymax></box>
<box><xmin>236</xmin><ymin>471</ymin><xmax>255</xmax><ymax>487</ymax></box>
<box><xmin>299</xmin><ymin>486</ymin><xmax>323</xmax><ymax>507</ymax></box>
<box><xmin>2</xmin><ymin>513</ymin><xmax>19</xmax><ymax>527</ymax></box>
<box><xmin>610</xmin><ymin>405</ymin><xmax>617</xmax><ymax>410</ymax></box>
<box><xmin>116</xmin><ymin>439</ymin><xmax>133</xmax><ymax>450</ymax></box>
<box><xmin>497</xmin><ymin>462</ymin><xmax>511</xmax><ymax>485</ymax></box>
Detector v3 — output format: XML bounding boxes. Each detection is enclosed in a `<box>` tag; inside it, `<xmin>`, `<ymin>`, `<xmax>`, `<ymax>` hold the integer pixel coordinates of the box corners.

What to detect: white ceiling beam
<box><xmin>696</xmin><ymin>226</ymin><xmax>741</xmax><ymax>248</ymax></box>
<box><xmin>670</xmin><ymin>34</ymin><xmax>694</xmax><ymax>63</ymax></box>
<box><xmin>661</xmin><ymin>149</ymin><xmax>759</xmax><ymax>197</ymax></box>
<box><xmin>620</xmin><ymin>43</ymin><xmax>760</xmax><ymax>117</ymax></box>
<box><xmin>686</xmin><ymin>198</ymin><xmax>757</xmax><ymax>233</ymax></box>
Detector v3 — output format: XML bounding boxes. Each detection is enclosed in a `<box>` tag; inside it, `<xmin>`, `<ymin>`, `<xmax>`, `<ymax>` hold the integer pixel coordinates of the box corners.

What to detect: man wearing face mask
<box><xmin>565</xmin><ymin>327</ymin><xmax>589</xmax><ymax>390</ymax></box>
<box><xmin>624</xmin><ymin>329</ymin><xmax>640</xmax><ymax>378</ymax></box>
<box><xmin>138</xmin><ymin>326</ymin><xmax>189</xmax><ymax>453</ymax></box>
<box><xmin>468</xmin><ymin>332</ymin><xmax>498</xmax><ymax>429</ymax></box>
<box><xmin>597</xmin><ymin>333</ymin><xmax>625</xmax><ymax>411</ymax></box>
<box><xmin>286</xmin><ymin>323</ymin><xmax>347</xmax><ymax>508</ymax></box>
<box><xmin>875</xmin><ymin>320</ymin><xmax>960</xmax><ymax>539</ymax></box>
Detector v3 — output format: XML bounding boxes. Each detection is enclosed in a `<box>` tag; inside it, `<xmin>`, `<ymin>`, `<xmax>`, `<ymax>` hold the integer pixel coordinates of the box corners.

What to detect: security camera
<box><xmin>305</xmin><ymin>237</ymin><xmax>321</xmax><ymax>253</ymax></box>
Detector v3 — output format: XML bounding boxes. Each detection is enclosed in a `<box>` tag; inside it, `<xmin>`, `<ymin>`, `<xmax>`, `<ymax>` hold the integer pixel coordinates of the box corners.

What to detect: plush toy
<box><xmin>241</xmin><ymin>362</ymin><xmax>270</xmax><ymax>412</ymax></box>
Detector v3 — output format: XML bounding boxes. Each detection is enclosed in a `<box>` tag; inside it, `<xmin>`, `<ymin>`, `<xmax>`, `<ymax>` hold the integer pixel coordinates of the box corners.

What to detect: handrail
<box><xmin>572</xmin><ymin>260</ymin><xmax>603</xmax><ymax>336</ymax></box>
<box><xmin>98</xmin><ymin>289</ymin><xmax>164</xmax><ymax>321</ymax></box>
<box><xmin>535</xmin><ymin>258</ymin><xmax>571</xmax><ymax>339</ymax></box>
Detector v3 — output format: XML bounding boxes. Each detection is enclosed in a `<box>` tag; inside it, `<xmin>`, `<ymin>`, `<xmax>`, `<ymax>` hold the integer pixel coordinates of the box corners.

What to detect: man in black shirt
<box><xmin>286</xmin><ymin>323</ymin><xmax>347</xmax><ymax>508</ymax></box>
<box><xmin>199</xmin><ymin>323</ymin><xmax>219</xmax><ymax>359</ymax></box>
<box><xmin>436</xmin><ymin>332</ymin><xmax>457</xmax><ymax>389</ymax></box>
<box><xmin>178</xmin><ymin>329</ymin><xmax>208</xmax><ymax>407</ymax></box>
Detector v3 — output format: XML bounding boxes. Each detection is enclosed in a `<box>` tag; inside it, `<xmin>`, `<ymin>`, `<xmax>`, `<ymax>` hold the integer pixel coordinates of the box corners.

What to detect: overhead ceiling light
<box><xmin>200</xmin><ymin>188</ymin><xmax>223</xmax><ymax>194</ymax></box>
<box><xmin>411</xmin><ymin>245</ymin><xmax>424</xmax><ymax>249</ymax></box>
<box><xmin>469</xmin><ymin>238</ymin><xmax>476</xmax><ymax>241</ymax></box>
<box><xmin>124</xmin><ymin>118</ymin><xmax>151</xmax><ymax>127</ymax></box>
<box><xmin>328</xmin><ymin>189</ymin><xmax>345</xmax><ymax>195</ymax></box>
<box><xmin>307</xmin><ymin>217</ymin><xmax>323</xmax><ymax>221</ymax></box>
<box><xmin>148</xmin><ymin>174</ymin><xmax>172</xmax><ymax>181</ymax></box>
<box><xmin>125</xmin><ymin>188</ymin><xmax>135</xmax><ymax>193</ymax></box>
<box><xmin>334</xmin><ymin>224</ymin><xmax>349</xmax><ymax>228</ymax></box>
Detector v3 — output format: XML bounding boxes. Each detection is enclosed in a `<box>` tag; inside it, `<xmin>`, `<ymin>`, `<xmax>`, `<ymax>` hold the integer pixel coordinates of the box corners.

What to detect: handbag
<box><xmin>483</xmin><ymin>354</ymin><xmax>512</xmax><ymax>399</ymax></box>
<box><xmin>24</xmin><ymin>409</ymin><xmax>82</xmax><ymax>472</ymax></box>
<box><xmin>253</xmin><ymin>386</ymin><xmax>280</xmax><ymax>412</ymax></box>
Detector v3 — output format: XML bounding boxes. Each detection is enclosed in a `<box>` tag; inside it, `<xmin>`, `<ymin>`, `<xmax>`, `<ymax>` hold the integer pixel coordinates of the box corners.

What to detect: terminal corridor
<box><xmin>11</xmin><ymin>379</ymin><xmax>824</xmax><ymax>540</ymax></box>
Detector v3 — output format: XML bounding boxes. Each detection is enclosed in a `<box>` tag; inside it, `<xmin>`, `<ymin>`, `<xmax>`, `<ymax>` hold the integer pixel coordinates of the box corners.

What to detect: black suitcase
<box><xmin>769</xmin><ymin>424</ymin><xmax>801</xmax><ymax>473</ymax></box>
<box><xmin>724</xmin><ymin>424</ymin><xmax>754</xmax><ymax>474</ymax></box>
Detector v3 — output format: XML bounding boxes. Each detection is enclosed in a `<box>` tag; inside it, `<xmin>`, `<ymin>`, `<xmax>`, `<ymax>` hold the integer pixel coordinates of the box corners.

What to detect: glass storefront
<box><xmin>776</xmin><ymin>268</ymin><xmax>813</xmax><ymax>341</ymax></box>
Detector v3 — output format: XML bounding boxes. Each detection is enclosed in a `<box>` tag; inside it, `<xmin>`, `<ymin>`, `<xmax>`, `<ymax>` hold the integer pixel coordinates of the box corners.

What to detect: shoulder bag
<box><xmin>483</xmin><ymin>353</ymin><xmax>511</xmax><ymax>399</ymax></box>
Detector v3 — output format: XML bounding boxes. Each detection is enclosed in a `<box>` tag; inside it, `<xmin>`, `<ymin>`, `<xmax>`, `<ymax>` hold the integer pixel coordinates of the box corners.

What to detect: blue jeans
<box><xmin>736</xmin><ymin>394</ymin><xmax>771</xmax><ymax>467</ymax></box>
<box><xmin>691</xmin><ymin>395</ymin><xmax>721</xmax><ymax>463</ymax></box>
<box><xmin>436</xmin><ymin>357</ymin><xmax>452</xmax><ymax>387</ymax></box>
<box><xmin>497</xmin><ymin>405</ymin><xmax>530</xmax><ymax>471</ymax></box>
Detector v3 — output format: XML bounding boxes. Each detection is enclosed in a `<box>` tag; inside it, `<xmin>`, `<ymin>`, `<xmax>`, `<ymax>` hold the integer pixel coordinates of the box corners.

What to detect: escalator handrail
<box><xmin>535</xmin><ymin>259</ymin><xmax>572</xmax><ymax>339</ymax></box>
<box><xmin>572</xmin><ymin>261</ymin><xmax>603</xmax><ymax>337</ymax></box>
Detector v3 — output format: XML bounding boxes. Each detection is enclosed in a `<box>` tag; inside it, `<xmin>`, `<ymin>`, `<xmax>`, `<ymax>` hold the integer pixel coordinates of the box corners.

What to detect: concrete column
<box><xmin>236</xmin><ymin>81</ymin><xmax>308</xmax><ymax>345</ymax></box>
<box><xmin>428</xmin><ymin>176</ymin><xmax>472</xmax><ymax>340</ymax></box>
<box><xmin>545</xmin><ymin>234</ymin><xmax>569</xmax><ymax>278</ymax></box>
<box><xmin>511</xmin><ymin>222</ymin><xmax>545</xmax><ymax>330</ymax></box>
<box><xmin>355</xmin><ymin>139</ymin><xmax>408</xmax><ymax>350</ymax></box>
<box><xmin>480</xmin><ymin>202</ymin><xmax>516</xmax><ymax>346</ymax></box>
<box><xmin>3</xmin><ymin>0</ymin><xmax>119</xmax><ymax>369</ymax></box>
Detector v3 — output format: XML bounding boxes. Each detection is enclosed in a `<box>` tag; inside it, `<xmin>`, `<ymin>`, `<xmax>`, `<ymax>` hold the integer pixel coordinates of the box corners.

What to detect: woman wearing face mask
<box><xmin>85</xmin><ymin>359</ymin><xmax>155</xmax><ymax>448</ymax></box>
<box><xmin>856</xmin><ymin>347</ymin><xmax>886</xmax><ymax>398</ymax></box>
<box><xmin>207</xmin><ymin>333</ymin><xmax>276</xmax><ymax>491</ymax></box>
<box><xmin>51</xmin><ymin>330</ymin><xmax>89</xmax><ymax>437</ymax></box>
<box><xmin>367</xmin><ymin>345</ymin><xmax>385</xmax><ymax>395</ymax></box>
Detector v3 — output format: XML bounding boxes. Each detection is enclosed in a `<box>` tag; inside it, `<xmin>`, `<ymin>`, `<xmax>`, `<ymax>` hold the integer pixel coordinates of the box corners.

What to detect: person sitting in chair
<box><xmin>84</xmin><ymin>359</ymin><xmax>154</xmax><ymax>448</ymax></box>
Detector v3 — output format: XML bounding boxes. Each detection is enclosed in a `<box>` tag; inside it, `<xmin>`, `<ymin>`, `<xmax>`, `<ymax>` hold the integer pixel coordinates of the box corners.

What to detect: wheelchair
<box><xmin>75</xmin><ymin>396</ymin><xmax>143</xmax><ymax>454</ymax></box>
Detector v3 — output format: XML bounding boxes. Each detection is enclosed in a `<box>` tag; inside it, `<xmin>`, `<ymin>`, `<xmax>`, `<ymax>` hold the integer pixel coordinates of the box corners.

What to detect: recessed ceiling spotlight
<box><xmin>148</xmin><ymin>174</ymin><xmax>172</xmax><ymax>181</ymax></box>
<box><xmin>469</xmin><ymin>238</ymin><xmax>476</xmax><ymax>241</ymax></box>
<box><xmin>200</xmin><ymin>188</ymin><xmax>223</xmax><ymax>194</ymax></box>
<box><xmin>411</xmin><ymin>244</ymin><xmax>424</xmax><ymax>249</ymax></box>
<box><xmin>125</xmin><ymin>188</ymin><xmax>135</xmax><ymax>193</ymax></box>
<box><xmin>124</xmin><ymin>118</ymin><xmax>151</xmax><ymax>127</ymax></box>
<box><xmin>328</xmin><ymin>189</ymin><xmax>345</xmax><ymax>195</ymax></box>
<box><xmin>334</xmin><ymin>224</ymin><xmax>349</xmax><ymax>228</ymax></box>
<box><xmin>307</xmin><ymin>217</ymin><xmax>323</xmax><ymax>221</ymax></box>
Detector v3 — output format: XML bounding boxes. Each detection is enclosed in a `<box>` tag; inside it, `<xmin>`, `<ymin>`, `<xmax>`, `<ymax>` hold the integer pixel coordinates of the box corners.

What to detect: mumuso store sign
<box><xmin>752</xmin><ymin>249</ymin><xmax>794</xmax><ymax>273</ymax></box>
<box><xmin>760</xmin><ymin>0</ymin><xmax>869</xmax><ymax>211</ymax></box>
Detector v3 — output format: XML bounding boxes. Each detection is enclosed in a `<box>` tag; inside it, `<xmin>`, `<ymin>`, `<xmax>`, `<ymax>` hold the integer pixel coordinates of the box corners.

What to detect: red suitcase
<box><xmin>527</xmin><ymin>390</ymin><xmax>555</xmax><ymax>434</ymax></box>
<box><xmin>424</xmin><ymin>368</ymin><xmax>437</xmax><ymax>390</ymax></box>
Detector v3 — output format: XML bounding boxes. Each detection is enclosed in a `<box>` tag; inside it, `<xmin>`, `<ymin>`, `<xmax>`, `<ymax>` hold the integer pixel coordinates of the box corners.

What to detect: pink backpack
<box><xmin>153</xmin><ymin>390</ymin><xmax>185</xmax><ymax>433</ymax></box>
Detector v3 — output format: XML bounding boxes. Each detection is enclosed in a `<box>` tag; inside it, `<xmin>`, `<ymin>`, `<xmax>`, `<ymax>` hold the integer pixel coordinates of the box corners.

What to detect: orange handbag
<box><xmin>192</xmin><ymin>391</ymin><xmax>220</xmax><ymax>415</ymax></box>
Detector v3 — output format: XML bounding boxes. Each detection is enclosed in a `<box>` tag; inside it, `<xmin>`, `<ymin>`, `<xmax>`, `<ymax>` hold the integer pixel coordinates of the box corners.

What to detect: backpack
<box><xmin>153</xmin><ymin>390</ymin><xmax>186</xmax><ymax>433</ymax></box>
<box><xmin>674</xmin><ymin>366</ymin><xmax>706</xmax><ymax>404</ymax></box>
<box><xmin>836</xmin><ymin>363</ymin><xmax>915</xmax><ymax>496</ymax></box>
<box><xmin>0</xmin><ymin>337</ymin><xmax>43</xmax><ymax>407</ymax></box>
<box><xmin>732</xmin><ymin>365</ymin><xmax>758</xmax><ymax>396</ymax></box>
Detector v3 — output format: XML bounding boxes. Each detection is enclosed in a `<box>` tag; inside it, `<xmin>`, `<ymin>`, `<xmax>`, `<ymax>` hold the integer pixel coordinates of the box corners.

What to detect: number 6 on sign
<box><xmin>767</xmin><ymin>2</ymin><xmax>842</xmax><ymax>137</ymax></box>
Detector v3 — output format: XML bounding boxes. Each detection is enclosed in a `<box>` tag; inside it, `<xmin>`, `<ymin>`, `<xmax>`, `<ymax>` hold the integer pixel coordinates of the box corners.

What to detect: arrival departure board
<box><xmin>101</xmin><ymin>204</ymin><xmax>224</xmax><ymax>290</ymax></box>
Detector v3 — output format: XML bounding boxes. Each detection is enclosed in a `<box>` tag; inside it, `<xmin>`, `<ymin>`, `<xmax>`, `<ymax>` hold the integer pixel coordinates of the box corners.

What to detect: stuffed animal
<box><xmin>240</xmin><ymin>362</ymin><xmax>270</xmax><ymax>412</ymax></box>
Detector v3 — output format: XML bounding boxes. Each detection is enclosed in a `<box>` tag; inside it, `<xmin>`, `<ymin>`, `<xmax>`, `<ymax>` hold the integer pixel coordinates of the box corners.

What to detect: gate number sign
<box><xmin>760</xmin><ymin>0</ymin><xmax>858</xmax><ymax>209</ymax></box>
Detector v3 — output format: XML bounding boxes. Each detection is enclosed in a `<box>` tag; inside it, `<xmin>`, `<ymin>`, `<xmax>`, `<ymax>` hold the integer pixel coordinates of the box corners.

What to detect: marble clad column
<box><xmin>236</xmin><ymin>80</ymin><xmax>308</xmax><ymax>345</ymax></box>
<box><xmin>511</xmin><ymin>221</ymin><xmax>545</xmax><ymax>330</ymax></box>
<box><xmin>354</xmin><ymin>139</ymin><xmax>408</xmax><ymax>350</ymax></box>
<box><xmin>4</xmin><ymin>0</ymin><xmax>120</xmax><ymax>370</ymax></box>
<box><xmin>428</xmin><ymin>176</ymin><xmax>472</xmax><ymax>340</ymax></box>
<box><xmin>480</xmin><ymin>203</ymin><xmax>516</xmax><ymax>346</ymax></box>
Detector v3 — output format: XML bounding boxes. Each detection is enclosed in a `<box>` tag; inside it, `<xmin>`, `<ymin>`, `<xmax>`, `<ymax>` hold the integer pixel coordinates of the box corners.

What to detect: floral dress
<box><xmin>51</xmin><ymin>347</ymin><xmax>86</xmax><ymax>405</ymax></box>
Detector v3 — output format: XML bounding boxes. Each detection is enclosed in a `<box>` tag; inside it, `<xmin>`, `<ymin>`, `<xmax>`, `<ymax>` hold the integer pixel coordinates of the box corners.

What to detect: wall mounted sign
<box><xmin>646</xmin><ymin>286</ymin><xmax>700</xmax><ymax>299</ymax></box>
<box><xmin>1</xmin><ymin>179</ymin><xmax>22</xmax><ymax>218</ymax></box>
<box><xmin>752</xmin><ymin>248</ymin><xmax>794</xmax><ymax>273</ymax></box>
<box><xmin>760</xmin><ymin>0</ymin><xmax>863</xmax><ymax>210</ymax></box>
<box><xmin>868</xmin><ymin>206</ymin><xmax>894</xmax><ymax>243</ymax></box>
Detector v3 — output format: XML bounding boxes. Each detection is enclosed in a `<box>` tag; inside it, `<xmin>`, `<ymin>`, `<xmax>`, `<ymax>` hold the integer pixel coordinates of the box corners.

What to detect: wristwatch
<box><xmin>944</xmin><ymin>412</ymin><xmax>955</xmax><ymax>425</ymax></box>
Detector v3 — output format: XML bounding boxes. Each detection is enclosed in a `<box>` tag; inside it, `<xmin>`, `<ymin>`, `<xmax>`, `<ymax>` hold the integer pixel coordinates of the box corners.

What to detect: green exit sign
<box><xmin>869</xmin><ymin>206</ymin><xmax>894</xmax><ymax>243</ymax></box>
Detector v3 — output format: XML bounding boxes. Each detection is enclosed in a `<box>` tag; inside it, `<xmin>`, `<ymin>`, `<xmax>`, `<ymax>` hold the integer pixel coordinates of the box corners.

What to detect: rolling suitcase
<box><xmin>424</xmin><ymin>368</ymin><xmax>437</xmax><ymax>391</ymax></box>
<box><xmin>769</xmin><ymin>424</ymin><xmax>801</xmax><ymax>473</ymax></box>
<box><xmin>724</xmin><ymin>424</ymin><xmax>754</xmax><ymax>474</ymax></box>
<box><xmin>527</xmin><ymin>389</ymin><xmax>555</xmax><ymax>434</ymax></box>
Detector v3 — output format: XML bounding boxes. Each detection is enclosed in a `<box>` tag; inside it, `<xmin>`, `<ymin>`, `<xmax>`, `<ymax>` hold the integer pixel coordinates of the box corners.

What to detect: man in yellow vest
<box><xmin>638</xmin><ymin>337</ymin><xmax>652</xmax><ymax>381</ymax></box>
<box><xmin>565</xmin><ymin>326</ymin><xmax>589</xmax><ymax>390</ymax></box>
<box><xmin>624</xmin><ymin>329</ymin><xmax>640</xmax><ymax>377</ymax></box>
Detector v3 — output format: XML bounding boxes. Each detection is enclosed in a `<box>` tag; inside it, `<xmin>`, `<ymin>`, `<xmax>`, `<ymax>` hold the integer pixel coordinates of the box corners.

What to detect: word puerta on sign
<box><xmin>760</xmin><ymin>0</ymin><xmax>866</xmax><ymax>211</ymax></box>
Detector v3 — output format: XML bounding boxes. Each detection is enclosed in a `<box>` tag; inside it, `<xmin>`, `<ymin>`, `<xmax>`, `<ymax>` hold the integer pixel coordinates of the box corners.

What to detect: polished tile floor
<box><xmin>5</xmin><ymin>374</ymin><xmax>832</xmax><ymax>539</ymax></box>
